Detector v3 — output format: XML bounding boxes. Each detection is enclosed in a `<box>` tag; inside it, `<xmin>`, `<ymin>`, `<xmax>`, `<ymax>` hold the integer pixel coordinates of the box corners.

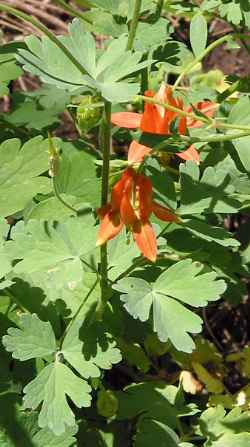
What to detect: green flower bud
<box><xmin>76</xmin><ymin>95</ymin><xmax>102</xmax><ymax>134</ymax></box>
<box><xmin>48</xmin><ymin>134</ymin><xmax>60</xmax><ymax>177</ymax></box>
<box><xmin>97</xmin><ymin>389</ymin><xmax>119</xmax><ymax>418</ymax></box>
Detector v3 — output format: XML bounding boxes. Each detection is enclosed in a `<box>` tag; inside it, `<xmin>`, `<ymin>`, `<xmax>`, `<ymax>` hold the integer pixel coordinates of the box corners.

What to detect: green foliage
<box><xmin>114</xmin><ymin>259</ymin><xmax>226</xmax><ymax>352</ymax></box>
<box><xmin>179</xmin><ymin>161</ymin><xmax>241</xmax><ymax>214</ymax></box>
<box><xmin>6</xmin><ymin>216</ymin><xmax>97</xmax><ymax>310</ymax></box>
<box><xmin>0</xmin><ymin>1</ymin><xmax>250</xmax><ymax>445</ymax></box>
<box><xmin>190</xmin><ymin>13</ymin><xmax>207</xmax><ymax>57</ymax></box>
<box><xmin>228</xmin><ymin>96</ymin><xmax>250</xmax><ymax>172</ymax></box>
<box><xmin>0</xmin><ymin>43</ymin><xmax>23</xmax><ymax>96</ymax></box>
<box><xmin>3</xmin><ymin>313</ymin><xmax>56</xmax><ymax>360</ymax></box>
<box><xmin>0</xmin><ymin>136</ymin><xmax>51</xmax><ymax>217</ymax></box>
<box><xmin>17</xmin><ymin>19</ymin><xmax>151</xmax><ymax>103</ymax></box>
<box><xmin>23</xmin><ymin>361</ymin><xmax>91</xmax><ymax>435</ymax></box>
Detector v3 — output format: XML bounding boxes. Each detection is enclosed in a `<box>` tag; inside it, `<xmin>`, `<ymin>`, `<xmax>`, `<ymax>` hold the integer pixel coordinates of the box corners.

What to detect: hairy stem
<box><xmin>126</xmin><ymin>0</ymin><xmax>142</xmax><ymax>51</ymax></box>
<box><xmin>99</xmin><ymin>100</ymin><xmax>112</xmax><ymax>315</ymax></box>
<box><xmin>0</xmin><ymin>3</ymin><xmax>87</xmax><ymax>76</ymax></box>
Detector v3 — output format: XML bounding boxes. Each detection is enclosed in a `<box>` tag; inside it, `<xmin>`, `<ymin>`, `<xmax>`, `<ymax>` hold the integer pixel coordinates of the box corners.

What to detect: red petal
<box><xmin>133</xmin><ymin>220</ymin><xmax>157</xmax><ymax>262</ymax></box>
<box><xmin>128</xmin><ymin>140</ymin><xmax>152</xmax><ymax>164</ymax></box>
<box><xmin>120</xmin><ymin>173</ymin><xmax>137</xmax><ymax>225</ymax></box>
<box><xmin>96</xmin><ymin>210</ymin><xmax>123</xmax><ymax>245</ymax></box>
<box><xmin>152</xmin><ymin>202</ymin><xmax>181</xmax><ymax>223</ymax></box>
<box><xmin>111</xmin><ymin>112</ymin><xmax>142</xmax><ymax>129</ymax></box>
<box><xmin>140</xmin><ymin>101</ymin><xmax>162</xmax><ymax>134</ymax></box>
<box><xmin>136</xmin><ymin>174</ymin><xmax>153</xmax><ymax>220</ymax></box>
<box><xmin>177</xmin><ymin>145</ymin><xmax>200</xmax><ymax>163</ymax></box>
<box><xmin>111</xmin><ymin>168</ymin><xmax>135</xmax><ymax>210</ymax></box>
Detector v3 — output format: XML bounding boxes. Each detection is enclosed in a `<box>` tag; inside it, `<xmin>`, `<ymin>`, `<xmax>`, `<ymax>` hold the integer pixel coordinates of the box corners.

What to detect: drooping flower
<box><xmin>97</xmin><ymin>167</ymin><xmax>180</xmax><ymax>262</ymax></box>
<box><xmin>111</xmin><ymin>84</ymin><xmax>217</xmax><ymax>165</ymax></box>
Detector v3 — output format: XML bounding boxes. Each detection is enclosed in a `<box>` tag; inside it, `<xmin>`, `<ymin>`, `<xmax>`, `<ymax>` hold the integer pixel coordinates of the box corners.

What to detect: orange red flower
<box><xmin>97</xmin><ymin>167</ymin><xmax>180</xmax><ymax>262</ymax></box>
<box><xmin>112</xmin><ymin>84</ymin><xmax>217</xmax><ymax>165</ymax></box>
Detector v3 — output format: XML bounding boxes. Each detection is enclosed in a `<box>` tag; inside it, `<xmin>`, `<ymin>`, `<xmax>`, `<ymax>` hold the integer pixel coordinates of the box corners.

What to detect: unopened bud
<box><xmin>48</xmin><ymin>134</ymin><xmax>60</xmax><ymax>178</ymax></box>
<box><xmin>76</xmin><ymin>95</ymin><xmax>102</xmax><ymax>134</ymax></box>
<box><xmin>97</xmin><ymin>389</ymin><xmax>118</xmax><ymax>418</ymax></box>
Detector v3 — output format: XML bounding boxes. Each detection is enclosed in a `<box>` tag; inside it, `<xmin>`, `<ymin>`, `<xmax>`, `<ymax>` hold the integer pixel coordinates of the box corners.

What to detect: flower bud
<box><xmin>76</xmin><ymin>95</ymin><xmax>102</xmax><ymax>134</ymax></box>
<box><xmin>48</xmin><ymin>134</ymin><xmax>60</xmax><ymax>178</ymax></box>
<box><xmin>97</xmin><ymin>389</ymin><xmax>119</xmax><ymax>418</ymax></box>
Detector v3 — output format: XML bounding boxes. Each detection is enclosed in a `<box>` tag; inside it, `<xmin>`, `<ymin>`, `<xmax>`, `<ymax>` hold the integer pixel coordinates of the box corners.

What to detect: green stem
<box><xmin>60</xmin><ymin>277</ymin><xmax>99</xmax><ymax>347</ymax></box>
<box><xmin>137</xmin><ymin>95</ymin><xmax>250</xmax><ymax>134</ymax></box>
<box><xmin>187</xmin><ymin>130</ymin><xmax>250</xmax><ymax>144</ymax></box>
<box><xmin>155</xmin><ymin>0</ymin><xmax>164</xmax><ymax>18</ymax></box>
<box><xmin>215</xmin><ymin>121</ymin><xmax>250</xmax><ymax>132</ymax></box>
<box><xmin>52</xmin><ymin>0</ymin><xmax>93</xmax><ymax>24</ymax></box>
<box><xmin>0</xmin><ymin>3</ymin><xmax>87</xmax><ymax>76</ymax></box>
<box><xmin>99</xmin><ymin>100</ymin><xmax>112</xmax><ymax>314</ymax></box>
<box><xmin>126</xmin><ymin>0</ymin><xmax>142</xmax><ymax>51</ymax></box>
<box><xmin>52</xmin><ymin>177</ymin><xmax>78</xmax><ymax>214</ymax></box>
<box><xmin>173</xmin><ymin>34</ymin><xmax>231</xmax><ymax>90</ymax></box>
<box><xmin>137</xmin><ymin>94</ymin><xmax>211</xmax><ymax>123</ymax></box>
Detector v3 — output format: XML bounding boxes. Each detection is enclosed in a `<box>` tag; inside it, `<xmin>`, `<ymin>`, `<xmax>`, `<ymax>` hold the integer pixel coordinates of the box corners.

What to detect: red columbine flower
<box><xmin>112</xmin><ymin>85</ymin><xmax>217</xmax><ymax>165</ymax></box>
<box><xmin>97</xmin><ymin>167</ymin><xmax>180</xmax><ymax>262</ymax></box>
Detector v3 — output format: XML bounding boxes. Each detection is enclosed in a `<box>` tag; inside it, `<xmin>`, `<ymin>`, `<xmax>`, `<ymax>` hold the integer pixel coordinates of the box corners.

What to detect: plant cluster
<box><xmin>0</xmin><ymin>0</ymin><xmax>250</xmax><ymax>445</ymax></box>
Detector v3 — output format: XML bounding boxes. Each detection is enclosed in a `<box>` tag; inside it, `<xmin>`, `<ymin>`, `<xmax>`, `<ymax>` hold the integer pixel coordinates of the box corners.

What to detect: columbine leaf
<box><xmin>114</xmin><ymin>277</ymin><xmax>201</xmax><ymax>352</ymax></box>
<box><xmin>135</xmin><ymin>419</ymin><xmax>179</xmax><ymax>447</ymax></box>
<box><xmin>61</xmin><ymin>304</ymin><xmax>122</xmax><ymax>378</ymax></box>
<box><xmin>17</xmin><ymin>20</ymin><xmax>95</xmax><ymax>91</ymax></box>
<box><xmin>17</xmin><ymin>19</ymin><xmax>148</xmax><ymax>103</ymax></box>
<box><xmin>32</xmin><ymin>426</ymin><xmax>77</xmax><ymax>447</ymax></box>
<box><xmin>183</xmin><ymin>218</ymin><xmax>240</xmax><ymax>248</ymax></box>
<box><xmin>0</xmin><ymin>219</ymin><xmax>12</xmax><ymax>281</ymax></box>
<box><xmin>190</xmin><ymin>13</ymin><xmax>207</xmax><ymax>57</ymax></box>
<box><xmin>154</xmin><ymin>259</ymin><xmax>227</xmax><ymax>307</ymax></box>
<box><xmin>0</xmin><ymin>137</ymin><xmax>52</xmax><ymax>217</ymax></box>
<box><xmin>6</xmin><ymin>216</ymin><xmax>97</xmax><ymax>306</ymax></box>
<box><xmin>0</xmin><ymin>44</ymin><xmax>23</xmax><ymax>95</ymax></box>
<box><xmin>28</xmin><ymin>140</ymin><xmax>101</xmax><ymax>219</ymax></box>
<box><xmin>114</xmin><ymin>260</ymin><xmax>226</xmax><ymax>352</ymax></box>
<box><xmin>23</xmin><ymin>361</ymin><xmax>92</xmax><ymax>435</ymax></box>
<box><xmin>179</xmin><ymin>161</ymin><xmax>240</xmax><ymax>214</ymax></box>
<box><xmin>2</xmin><ymin>314</ymin><xmax>56</xmax><ymax>361</ymax></box>
<box><xmin>200</xmin><ymin>406</ymin><xmax>250</xmax><ymax>445</ymax></box>
<box><xmin>2</xmin><ymin>94</ymin><xmax>60</xmax><ymax>131</ymax></box>
<box><xmin>228</xmin><ymin>96</ymin><xmax>250</xmax><ymax>172</ymax></box>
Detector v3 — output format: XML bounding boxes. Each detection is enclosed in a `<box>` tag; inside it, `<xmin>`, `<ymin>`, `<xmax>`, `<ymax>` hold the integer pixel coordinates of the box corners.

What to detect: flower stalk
<box><xmin>99</xmin><ymin>100</ymin><xmax>112</xmax><ymax>314</ymax></box>
<box><xmin>173</xmin><ymin>34</ymin><xmax>231</xmax><ymax>90</ymax></box>
<box><xmin>126</xmin><ymin>0</ymin><xmax>142</xmax><ymax>51</ymax></box>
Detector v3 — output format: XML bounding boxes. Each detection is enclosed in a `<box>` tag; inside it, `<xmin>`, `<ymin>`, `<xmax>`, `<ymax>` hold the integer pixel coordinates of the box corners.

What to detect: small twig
<box><xmin>202</xmin><ymin>308</ymin><xmax>224</xmax><ymax>352</ymax></box>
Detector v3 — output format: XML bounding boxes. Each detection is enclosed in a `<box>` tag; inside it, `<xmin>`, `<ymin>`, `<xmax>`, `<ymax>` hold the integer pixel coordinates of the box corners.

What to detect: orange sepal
<box><xmin>96</xmin><ymin>209</ymin><xmax>123</xmax><ymax>246</ymax></box>
<box><xmin>136</xmin><ymin>174</ymin><xmax>153</xmax><ymax>221</ymax></box>
<box><xmin>176</xmin><ymin>144</ymin><xmax>200</xmax><ymax>164</ymax></box>
<box><xmin>111</xmin><ymin>112</ymin><xmax>142</xmax><ymax>129</ymax></box>
<box><xmin>133</xmin><ymin>220</ymin><xmax>157</xmax><ymax>262</ymax></box>
<box><xmin>119</xmin><ymin>174</ymin><xmax>137</xmax><ymax>226</ymax></box>
<box><xmin>152</xmin><ymin>202</ymin><xmax>181</xmax><ymax>223</ymax></box>
<box><xmin>128</xmin><ymin>140</ymin><xmax>152</xmax><ymax>164</ymax></box>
